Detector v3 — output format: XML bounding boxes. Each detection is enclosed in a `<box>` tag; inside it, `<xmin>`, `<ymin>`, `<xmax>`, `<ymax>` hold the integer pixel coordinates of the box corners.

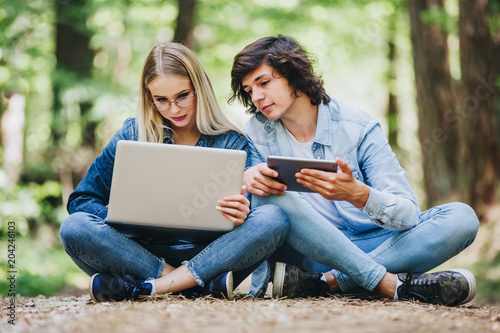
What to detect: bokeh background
<box><xmin>1</xmin><ymin>0</ymin><xmax>499</xmax><ymax>303</ymax></box>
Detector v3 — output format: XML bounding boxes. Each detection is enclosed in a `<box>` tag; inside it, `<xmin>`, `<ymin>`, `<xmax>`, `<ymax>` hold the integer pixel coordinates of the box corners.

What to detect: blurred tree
<box><xmin>386</xmin><ymin>6</ymin><xmax>400</xmax><ymax>149</ymax></box>
<box><xmin>490</xmin><ymin>1</ymin><xmax>500</xmax><ymax>163</ymax></box>
<box><xmin>174</xmin><ymin>0</ymin><xmax>196</xmax><ymax>48</ymax></box>
<box><xmin>457</xmin><ymin>0</ymin><xmax>499</xmax><ymax>215</ymax></box>
<box><xmin>0</xmin><ymin>0</ymin><xmax>58</xmax><ymax>188</ymax></box>
<box><xmin>52</xmin><ymin>0</ymin><xmax>95</xmax><ymax>146</ymax></box>
<box><xmin>409</xmin><ymin>0</ymin><xmax>500</xmax><ymax>216</ymax></box>
<box><xmin>1</xmin><ymin>92</ymin><xmax>25</xmax><ymax>184</ymax></box>
<box><xmin>0</xmin><ymin>1</ymin><xmax>35</xmax><ymax>185</ymax></box>
<box><xmin>51</xmin><ymin>0</ymin><xmax>96</xmax><ymax>222</ymax></box>
<box><xmin>408</xmin><ymin>0</ymin><xmax>458</xmax><ymax>208</ymax></box>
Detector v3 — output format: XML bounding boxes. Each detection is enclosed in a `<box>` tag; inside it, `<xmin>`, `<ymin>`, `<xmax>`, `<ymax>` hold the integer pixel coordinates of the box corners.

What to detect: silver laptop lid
<box><xmin>107</xmin><ymin>140</ymin><xmax>246</xmax><ymax>233</ymax></box>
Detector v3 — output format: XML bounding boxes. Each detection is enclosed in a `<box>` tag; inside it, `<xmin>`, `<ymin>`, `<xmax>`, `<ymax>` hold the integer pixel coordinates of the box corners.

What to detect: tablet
<box><xmin>267</xmin><ymin>156</ymin><xmax>337</xmax><ymax>192</ymax></box>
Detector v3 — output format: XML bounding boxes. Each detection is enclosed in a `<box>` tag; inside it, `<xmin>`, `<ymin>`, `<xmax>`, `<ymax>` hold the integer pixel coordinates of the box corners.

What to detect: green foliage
<box><xmin>194</xmin><ymin>0</ymin><xmax>404</xmax><ymax>128</ymax></box>
<box><xmin>0</xmin><ymin>0</ymin><xmax>55</xmax><ymax>93</ymax></box>
<box><xmin>420</xmin><ymin>4</ymin><xmax>458</xmax><ymax>35</ymax></box>
<box><xmin>0</xmin><ymin>171</ymin><xmax>67</xmax><ymax>236</ymax></box>
<box><xmin>0</xmin><ymin>0</ymin><xmax>55</xmax><ymax>161</ymax></box>
<box><xmin>473</xmin><ymin>253</ymin><xmax>500</xmax><ymax>305</ymax></box>
<box><xmin>488</xmin><ymin>2</ymin><xmax>500</xmax><ymax>35</ymax></box>
<box><xmin>0</xmin><ymin>235</ymin><xmax>86</xmax><ymax>296</ymax></box>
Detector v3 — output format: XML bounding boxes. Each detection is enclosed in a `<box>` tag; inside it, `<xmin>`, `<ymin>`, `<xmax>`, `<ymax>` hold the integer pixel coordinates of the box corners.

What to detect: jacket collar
<box><xmin>314</xmin><ymin>102</ymin><xmax>334</xmax><ymax>147</ymax></box>
<box><xmin>254</xmin><ymin>101</ymin><xmax>335</xmax><ymax>147</ymax></box>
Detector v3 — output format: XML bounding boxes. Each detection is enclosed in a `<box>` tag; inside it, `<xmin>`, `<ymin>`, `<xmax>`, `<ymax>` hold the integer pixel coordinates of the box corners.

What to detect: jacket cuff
<box><xmin>362</xmin><ymin>187</ymin><xmax>386</xmax><ymax>225</ymax></box>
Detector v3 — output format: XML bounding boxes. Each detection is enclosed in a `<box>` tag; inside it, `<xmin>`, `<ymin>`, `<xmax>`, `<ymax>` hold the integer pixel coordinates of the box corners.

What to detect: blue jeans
<box><xmin>60</xmin><ymin>205</ymin><xmax>289</xmax><ymax>287</ymax></box>
<box><xmin>253</xmin><ymin>193</ymin><xmax>479</xmax><ymax>293</ymax></box>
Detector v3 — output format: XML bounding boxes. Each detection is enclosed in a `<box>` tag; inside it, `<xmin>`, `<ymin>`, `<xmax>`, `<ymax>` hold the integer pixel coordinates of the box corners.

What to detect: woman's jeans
<box><xmin>252</xmin><ymin>193</ymin><xmax>479</xmax><ymax>293</ymax></box>
<box><xmin>60</xmin><ymin>205</ymin><xmax>289</xmax><ymax>287</ymax></box>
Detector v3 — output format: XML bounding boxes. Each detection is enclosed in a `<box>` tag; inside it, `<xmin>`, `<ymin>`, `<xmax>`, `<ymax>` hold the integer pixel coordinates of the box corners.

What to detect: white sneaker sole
<box><xmin>272</xmin><ymin>262</ymin><xmax>286</xmax><ymax>299</ymax></box>
<box><xmin>225</xmin><ymin>271</ymin><xmax>234</xmax><ymax>300</ymax></box>
<box><xmin>448</xmin><ymin>268</ymin><xmax>476</xmax><ymax>305</ymax></box>
<box><xmin>89</xmin><ymin>273</ymin><xmax>99</xmax><ymax>302</ymax></box>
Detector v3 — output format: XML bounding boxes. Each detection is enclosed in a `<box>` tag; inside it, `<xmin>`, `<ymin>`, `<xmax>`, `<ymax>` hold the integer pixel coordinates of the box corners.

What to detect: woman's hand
<box><xmin>216</xmin><ymin>185</ymin><xmax>251</xmax><ymax>226</ymax></box>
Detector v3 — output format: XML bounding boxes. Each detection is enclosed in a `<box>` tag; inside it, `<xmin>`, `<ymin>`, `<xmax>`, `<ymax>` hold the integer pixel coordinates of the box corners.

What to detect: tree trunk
<box><xmin>1</xmin><ymin>93</ymin><xmax>26</xmax><ymax>186</ymax></box>
<box><xmin>53</xmin><ymin>0</ymin><xmax>95</xmax><ymax>195</ymax></box>
<box><xmin>174</xmin><ymin>0</ymin><xmax>197</xmax><ymax>48</ymax></box>
<box><xmin>386</xmin><ymin>11</ymin><xmax>399</xmax><ymax>150</ymax></box>
<box><xmin>457</xmin><ymin>0</ymin><xmax>499</xmax><ymax>216</ymax></box>
<box><xmin>408</xmin><ymin>0</ymin><xmax>459</xmax><ymax>208</ymax></box>
<box><xmin>488</xmin><ymin>1</ymin><xmax>500</xmax><ymax>177</ymax></box>
<box><xmin>53</xmin><ymin>0</ymin><xmax>94</xmax><ymax>145</ymax></box>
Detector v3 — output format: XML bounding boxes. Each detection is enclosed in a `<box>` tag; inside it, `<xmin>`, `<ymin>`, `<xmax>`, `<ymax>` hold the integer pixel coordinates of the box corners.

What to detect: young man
<box><xmin>229</xmin><ymin>35</ymin><xmax>480</xmax><ymax>306</ymax></box>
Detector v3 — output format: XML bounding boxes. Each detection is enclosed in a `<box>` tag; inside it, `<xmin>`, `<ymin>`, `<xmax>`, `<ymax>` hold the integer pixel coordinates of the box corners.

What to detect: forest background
<box><xmin>1</xmin><ymin>0</ymin><xmax>499</xmax><ymax>304</ymax></box>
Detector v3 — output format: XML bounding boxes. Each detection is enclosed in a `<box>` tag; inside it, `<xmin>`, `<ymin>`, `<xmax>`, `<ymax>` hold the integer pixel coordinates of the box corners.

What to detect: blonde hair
<box><xmin>137</xmin><ymin>43</ymin><xmax>240</xmax><ymax>142</ymax></box>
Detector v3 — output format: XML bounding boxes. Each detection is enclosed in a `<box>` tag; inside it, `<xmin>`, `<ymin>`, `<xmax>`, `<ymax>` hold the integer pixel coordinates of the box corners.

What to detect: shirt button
<box><xmin>369</xmin><ymin>212</ymin><xmax>373</xmax><ymax>216</ymax></box>
<box><xmin>272</xmin><ymin>139</ymin><xmax>277</xmax><ymax>143</ymax></box>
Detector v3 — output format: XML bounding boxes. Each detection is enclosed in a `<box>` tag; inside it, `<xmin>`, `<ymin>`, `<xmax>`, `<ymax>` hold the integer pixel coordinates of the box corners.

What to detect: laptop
<box><xmin>106</xmin><ymin>140</ymin><xmax>247</xmax><ymax>241</ymax></box>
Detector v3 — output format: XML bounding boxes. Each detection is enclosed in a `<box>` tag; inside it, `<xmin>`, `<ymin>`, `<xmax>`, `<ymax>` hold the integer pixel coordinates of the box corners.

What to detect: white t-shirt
<box><xmin>284</xmin><ymin>128</ymin><xmax>345</xmax><ymax>229</ymax></box>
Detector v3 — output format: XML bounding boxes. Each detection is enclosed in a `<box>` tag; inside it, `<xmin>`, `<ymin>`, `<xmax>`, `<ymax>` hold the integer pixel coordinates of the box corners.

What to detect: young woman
<box><xmin>60</xmin><ymin>43</ymin><xmax>289</xmax><ymax>302</ymax></box>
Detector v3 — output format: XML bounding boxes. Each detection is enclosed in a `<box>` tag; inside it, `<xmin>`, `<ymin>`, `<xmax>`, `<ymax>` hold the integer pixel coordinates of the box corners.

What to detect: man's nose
<box><xmin>251</xmin><ymin>88</ymin><xmax>264</xmax><ymax>104</ymax></box>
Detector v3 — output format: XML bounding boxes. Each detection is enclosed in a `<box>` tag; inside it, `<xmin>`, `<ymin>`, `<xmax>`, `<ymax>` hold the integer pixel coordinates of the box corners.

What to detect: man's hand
<box><xmin>243</xmin><ymin>163</ymin><xmax>287</xmax><ymax>196</ymax></box>
<box><xmin>296</xmin><ymin>157</ymin><xmax>370</xmax><ymax>208</ymax></box>
<box><xmin>216</xmin><ymin>185</ymin><xmax>251</xmax><ymax>226</ymax></box>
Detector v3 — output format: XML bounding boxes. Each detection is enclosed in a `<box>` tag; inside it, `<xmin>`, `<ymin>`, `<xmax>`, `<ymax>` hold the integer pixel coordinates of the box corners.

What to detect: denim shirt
<box><xmin>67</xmin><ymin>117</ymin><xmax>250</xmax><ymax>219</ymax></box>
<box><xmin>243</xmin><ymin>98</ymin><xmax>420</xmax><ymax>233</ymax></box>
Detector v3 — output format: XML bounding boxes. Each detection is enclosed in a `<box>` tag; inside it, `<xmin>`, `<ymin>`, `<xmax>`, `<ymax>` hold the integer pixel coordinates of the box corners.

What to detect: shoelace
<box><xmin>402</xmin><ymin>274</ymin><xmax>441</xmax><ymax>303</ymax></box>
<box><xmin>112</xmin><ymin>277</ymin><xmax>131</xmax><ymax>289</ymax></box>
<box><xmin>129</xmin><ymin>280</ymin><xmax>152</xmax><ymax>300</ymax></box>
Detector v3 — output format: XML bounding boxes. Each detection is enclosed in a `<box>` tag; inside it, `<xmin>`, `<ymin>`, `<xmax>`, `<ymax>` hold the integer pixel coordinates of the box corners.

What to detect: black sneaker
<box><xmin>181</xmin><ymin>271</ymin><xmax>233</xmax><ymax>300</ymax></box>
<box><xmin>397</xmin><ymin>269</ymin><xmax>476</xmax><ymax>306</ymax></box>
<box><xmin>89</xmin><ymin>273</ymin><xmax>154</xmax><ymax>302</ymax></box>
<box><xmin>272</xmin><ymin>262</ymin><xmax>331</xmax><ymax>299</ymax></box>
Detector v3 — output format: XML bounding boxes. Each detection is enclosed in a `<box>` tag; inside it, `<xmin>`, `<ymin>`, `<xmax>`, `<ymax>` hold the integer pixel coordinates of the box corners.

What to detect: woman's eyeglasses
<box><xmin>150</xmin><ymin>92</ymin><xmax>196</xmax><ymax>112</ymax></box>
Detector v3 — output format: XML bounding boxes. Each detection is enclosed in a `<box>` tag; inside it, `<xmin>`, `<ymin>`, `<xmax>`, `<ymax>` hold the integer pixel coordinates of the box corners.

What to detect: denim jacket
<box><xmin>243</xmin><ymin>98</ymin><xmax>420</xmax><ymax>233</ymax></box>
<box><xmin>67</xmin><ymin>117</ymin><xmax>250</xmax><ymax>218</ymax></box>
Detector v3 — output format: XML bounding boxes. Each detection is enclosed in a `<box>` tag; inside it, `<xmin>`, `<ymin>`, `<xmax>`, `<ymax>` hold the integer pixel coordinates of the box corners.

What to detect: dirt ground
<box><xmin>2</xmin><ymin>292</ymin><xmax>500</xmax><ymax>333</ymax></box>
<box><xmin>3</xmin><ymin>205</ymin><xmax>500</xmax><ymax>333</ymax></box>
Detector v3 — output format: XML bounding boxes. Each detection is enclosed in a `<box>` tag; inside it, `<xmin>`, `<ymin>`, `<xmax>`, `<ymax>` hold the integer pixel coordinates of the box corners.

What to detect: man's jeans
<box><xmin>253</xmin><ymin>193</ymin><xmax>479</xmax><ymax>293</ymax></box>
<box><xmin>60</xmin><ymin>205</ymin><xmax>289</xmax><ymax>287</ymax></box>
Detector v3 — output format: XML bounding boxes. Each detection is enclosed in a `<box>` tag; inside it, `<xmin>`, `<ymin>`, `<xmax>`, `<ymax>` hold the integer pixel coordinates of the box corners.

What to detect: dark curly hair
<box><xmin>228</xmin><ymin>35</ymin><xmax>330</xmax><ymax>114</ymax></box>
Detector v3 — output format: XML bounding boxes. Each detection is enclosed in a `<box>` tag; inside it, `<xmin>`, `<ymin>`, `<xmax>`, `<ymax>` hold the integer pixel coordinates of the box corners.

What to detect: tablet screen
<box><xmin>267</xmin><ymin>156</ymin><xmax>337</xmax><ymax>192</ymax></box>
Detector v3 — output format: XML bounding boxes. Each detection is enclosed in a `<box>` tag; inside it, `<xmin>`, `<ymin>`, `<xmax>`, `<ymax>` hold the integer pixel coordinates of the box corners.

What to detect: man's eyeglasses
<box><xmin>150</xmin><ymin>92</ymin><xmax>196</xmax><ymax>112</ymax></box>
